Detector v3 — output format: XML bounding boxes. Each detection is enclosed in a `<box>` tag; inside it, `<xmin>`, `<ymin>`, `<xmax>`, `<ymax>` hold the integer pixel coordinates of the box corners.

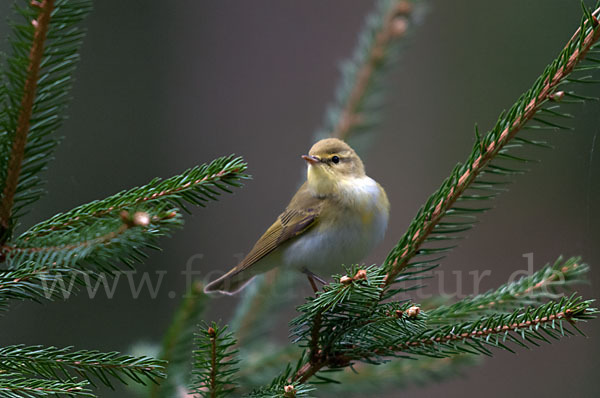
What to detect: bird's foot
<box><xmin>303</xmin><ymin>269</ymin><xmax>326</xmax><ymax>294</ymax></box>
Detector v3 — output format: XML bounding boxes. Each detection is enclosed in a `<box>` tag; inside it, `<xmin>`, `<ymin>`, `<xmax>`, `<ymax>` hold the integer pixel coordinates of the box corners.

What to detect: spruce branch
<box><xmin>0</xmin><ymin>156</ymin><xmax>247</xmax><ymax>276</ymax></box>
<box><xmin>0</xmin><ymin>373</ymin><xmax>92</xmax><ymax>397</ymax></box>
<box><xmin>2</xmin><ymin>209</ymin><xmax>180</xmax><ymax>274</ymax></box>
<box><xmin>0</xmin><ymin>0</ymin><xmax>92</xmax><ymax>236</ymax></box>
<box><xmin>286</xmin><ymin>256</ymin><xmax>594</xmax><ymax>384</ymax></box>
<box><xmin>427</xmin><ymin>256</ymin><xmax>589</xmax><ymax>322</ymax></box>
<box><xmin>0</xmin><ymin>0</ymin><xmax>54</xmax><ymax>233</ymax></box>
<box><xmin>319</xmin><ymin>0</ymin><xmax>421</xmax><ymax>142</ymax></box>
<box><xmin>190</xmin><ymin>323</ymin><xmax>239</xmax><ymax>398</ymax></box>
<box><xmin>289</xmin><ymin>295</ymin><xmax>595</xmax><ymax>384</ymax></box>
<box><xmin>382</xmin><ymin>5</ymin><xmax>600</xmax><ymax>291</ymax></box>
<box><xmin>0</xmin><ymin>345</ymin><xmax>166</xmax><ymax>389</ymax></box>
<box><xmin>0</xmin><ymin>266</ymin><xmax>79</xmax><ymax>309</ymax></box>
<box><xmin>366</xmin><ymin>296</ymin><xmax>596</xmax><ymax>358</ymax></box>
<box><xmin>246</xmin><ymin>361</ymin><xmax>315</xmax><ymax>398</ymax></box>
<box><xmin>17</xmin><ymin>155</ymin><xmax>247</xmax><ymax>240</ymax></box>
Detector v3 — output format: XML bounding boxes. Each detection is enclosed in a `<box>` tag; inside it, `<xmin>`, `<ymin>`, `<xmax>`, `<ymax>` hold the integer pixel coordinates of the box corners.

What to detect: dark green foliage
<box><xmin>18</xmin><ymin>155</ymin><xmax>248</xmax><ymax>238</ymax></box>
<box><xmin>0</xmin><ymin>373</ymin><xmax>92</xmax><ymax>397</ymax></box>
<box><xmin>0</xmin><ymin>1</ymin><xmax>249</xmax><ymax>396</ymax></box>
<box><xmin>0</xmin><ymin>345</ymin><xmax>165</xmax><ymax>389</ymax></box>
<box><xmin>426</xmin><ymin>257</ymin><xmax>589</xmax><ymax>322</ymax></box>
<box><xmin>382</xmin><ymin>2</ymin><xmax>600</xmax><ymax>297</ymax></box>
<box><xmin>0</xmin><ymin>155</ymin><xmax>247</xmax><ymax>312</ymax></box>
<box><xmin>190</xmin><ymin>322</ymin><xmax>240</xmax><ymax>398</ymax></box>
<box><xmin>345</xmin><ymin>295</ymin><xmax>595</xmax><ymax>360</ymax></box>
<box><xmin>246</xmin><ymin>361</ymin><xmax>315</xmax><ymax>398</ymax></box>
<box><xmin>246</xmin><ymin>382</ymin><xmax>315</xmax><ymax>398</ymax></box>
<box><xmin>0</xmin><ymin>266</ymin><xmax>77</xmax><ymax>310</ymax></box>
<box><xmin>285</xmin><ymin>260</ymin><xmax>595</xmax><ymax>386</ymax></box>
<box><xmin>4</xmin><ymin>156</ymin><xmax>247</xmax><ymax>274</ymax></box>
<box><xmin>315</xmin><ymin>0</ymin><xmax>425</xmax><ymax>147</ymax></box>
<box><xmin>0</xmin><ymin>0</ymin><xmax>92</xmax><ymax>231</ymax></box>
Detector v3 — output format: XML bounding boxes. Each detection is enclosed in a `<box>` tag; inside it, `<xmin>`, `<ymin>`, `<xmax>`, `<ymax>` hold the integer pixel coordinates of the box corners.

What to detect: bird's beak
<box><xmin>302</xmin><ymin>155</ymin><xmax>320</xmax><ymax>165</ymax></box>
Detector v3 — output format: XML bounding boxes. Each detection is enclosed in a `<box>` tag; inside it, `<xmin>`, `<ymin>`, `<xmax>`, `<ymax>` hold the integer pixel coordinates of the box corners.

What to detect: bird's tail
<box><xmin>203</xmin><ymin>269</ymin><xmax>255</xmax><ymax>295</ymax></box>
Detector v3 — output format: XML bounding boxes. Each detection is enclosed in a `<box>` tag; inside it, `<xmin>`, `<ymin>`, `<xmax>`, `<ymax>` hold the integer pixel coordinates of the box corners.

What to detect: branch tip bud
<box><xmin>390</xmin><ymin>16</ymin><xmax>409</xmax><ymax>37</ymax></box>
<box><xmin>407</xmin><ymin>306</ymin><xmax>420</xmax><ymax>318</ymax></box>
<box><xmin>284</xmin><ymin>385</ymin><xmax>296</xmax><ymax>397</ymax></box>
<box><xmin>132</xmin><ymin>211</ymin><xmax>150</xmax><ymax>227</ymax></box>
<box><xmin>353</xmin><ymin>269</ymin><xmax>368</xmax><ymax>281</ymax></box>
<box><xmin>207</xmin><ymin>326</ymin><xmax>216</xmax><ymax>337</ymax></box>
<box><xmin>550</xmin><ymin>91</ymin><xmax>565</xmax><ymax>102</ymax></box>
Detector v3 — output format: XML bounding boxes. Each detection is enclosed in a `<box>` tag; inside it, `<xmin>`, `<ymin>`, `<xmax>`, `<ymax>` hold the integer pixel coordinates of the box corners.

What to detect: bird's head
<box><xmin>302</xmin><ymin>138</ymin><xmax>365</xmax><ymax>195</ymax></box>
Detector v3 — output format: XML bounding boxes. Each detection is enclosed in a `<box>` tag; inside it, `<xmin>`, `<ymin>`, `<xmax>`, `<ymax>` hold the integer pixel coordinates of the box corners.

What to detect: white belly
<box><xmin>281</xmin><ymin>177</ymin><xmax>388</xmax><ymax>277</ymax></box>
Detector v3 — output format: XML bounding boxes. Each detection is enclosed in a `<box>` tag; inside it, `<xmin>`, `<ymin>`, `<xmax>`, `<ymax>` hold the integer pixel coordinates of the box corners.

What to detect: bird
<box><xmin>204</xmin><ymin>138</ymin><xmax>390</xmax><ymax>295</ymax></box>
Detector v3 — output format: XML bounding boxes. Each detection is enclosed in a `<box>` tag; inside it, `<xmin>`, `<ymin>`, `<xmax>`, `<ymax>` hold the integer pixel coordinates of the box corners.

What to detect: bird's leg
<box><xmin>303</xmin><ymin>268</ymin><xmax>326</xmax><ymax>293</ymax></box>
<box><xmin>306</xmin><ymin>273</ymin><xmax>319</xmax><ymax>293</ymax></box>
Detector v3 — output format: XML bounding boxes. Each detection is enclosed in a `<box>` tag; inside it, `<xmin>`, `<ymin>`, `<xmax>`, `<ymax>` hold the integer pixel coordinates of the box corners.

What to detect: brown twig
<box><xmin>478</xmin><ymin>262</ymin><xmax>579</xmax><ymax>310</ymax></box>
<box><xmin>29</xmin><ymin>168</ymin><xmax>237</xmax><ymax>238</ymax></box>
<box><xmin>0</xmin><ymin>0</ymin><xmax>55</xmax><ymax>233</ymax></box>
<box><xmin>0</xmin><ymin>210</ymin><xmax>158</xmax><ymax>258</ymax></box>
<box><xmin>332</xmin><ymin>0</ymin><xmax>414</xmax><ymax>141</ymax></box>
<box><xmin>384</xmin><ymin>11</ymin><xmax>600</xmax><ymax>287</ymax></box>
<box><xmin>2</xmin><ymin>223</ymin><xmax>129</xmax><ymax>256</ymax></box>
<box><xmin>392</xmin><ymin>309</ymin><xmax>575</xmax><ymax>350</ymax></box>
<box><xmin>308</xmin><ymin>312</ymin><xmax>323</xmax><ymax>364</ymax></box>
<box><xmin>293</xmin><ymin>307</ymin><xmax>581</xmax><ymax>384</ymax></box>
<box><xmin>5</xmin><ymin>386</ymin><xmax>86</xmax><ymax>394</ymax></box>
<box><xmin>0</xmin><ymin>266</ymin><xmax>50</xmax><ymax>290</ymax></box>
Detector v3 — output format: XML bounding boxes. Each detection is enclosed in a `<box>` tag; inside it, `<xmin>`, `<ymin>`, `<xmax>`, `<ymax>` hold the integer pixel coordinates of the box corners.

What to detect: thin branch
<box><xmin>39</xmin><ymin>167</ymin><xmax>240</xmax><ymax>236</ymax></box>
<box><xmin>332</xmin><ymin>0</ymin><xmax>413</xmax><ymax>141</ymax></box>
<box><xmin>308</xmin><ymin>312</ymin><xmax>323</xmax><ymax>364</ymax></box>
<box><xmin>384</xmin><ymin>9</ymin><xmax>600</xmax><ymax>286</ymax></box>
<box><xmin>0</xmin><ymin>0</ymin><xmax>55</xmax><ymax>233</ymax></box>
<box><xmin>479</xmin><ymin>260</ymin><xmax>581</xmax><ymax>310</ymax></box>
<box><xmin>0</xmin><ymin>374</ymin><xmax>91</xmax><ymax>397</ymax></box>
<box><xmin>0</xmin><ymin>210</ymin><xmax>160</xmax><ymax>257</ymax></box>
<box><xmin>2</xmin><ymin>224</ymin><xmax>129</xmax><ymax>256</ymax></box>
<box><xmin>293</xmin><ymin>359</ymin><xmax>326</xmax><ymax>385</ymax></box>
<box><xmin>0</xmin><ymin>345</ymin><xmax>166</xmax><ymax>388</ymax></box>
<box><xmin>395</xmin><ymin>309</ymin><xmax>575</xmax><ymax>350</ymax></box>
<box><xmin>292</xmin><ymin>304</ymin><xmax>587</xmax><ymax>384</ymax></box>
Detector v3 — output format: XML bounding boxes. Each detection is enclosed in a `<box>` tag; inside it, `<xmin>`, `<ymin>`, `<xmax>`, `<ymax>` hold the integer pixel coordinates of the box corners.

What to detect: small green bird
<box><xmin>204</xmin><ymin>138</ymin><xmax>390</xmax><ymax>295</ymax></box>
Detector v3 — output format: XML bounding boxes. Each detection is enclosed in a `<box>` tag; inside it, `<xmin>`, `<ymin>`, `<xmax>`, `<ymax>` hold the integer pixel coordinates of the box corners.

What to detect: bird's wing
<box><xmin>228</xmin><ymin>185</ymin><xmax>323</xmax><ymax>275</ymax></box>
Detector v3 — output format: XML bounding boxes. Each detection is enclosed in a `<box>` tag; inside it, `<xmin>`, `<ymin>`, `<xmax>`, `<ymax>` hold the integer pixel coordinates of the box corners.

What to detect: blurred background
<box><xmin>1</xmin><ymin>0</ymin><xmax>599</xmax><ymax>396</ymax></box>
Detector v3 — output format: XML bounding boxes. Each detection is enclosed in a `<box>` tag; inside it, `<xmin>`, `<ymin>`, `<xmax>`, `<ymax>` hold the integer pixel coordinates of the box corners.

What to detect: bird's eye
<box><xmin>331</xmin><ymin>156</ymin><xmax>340</xmax><ymax>164</ymax></box>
